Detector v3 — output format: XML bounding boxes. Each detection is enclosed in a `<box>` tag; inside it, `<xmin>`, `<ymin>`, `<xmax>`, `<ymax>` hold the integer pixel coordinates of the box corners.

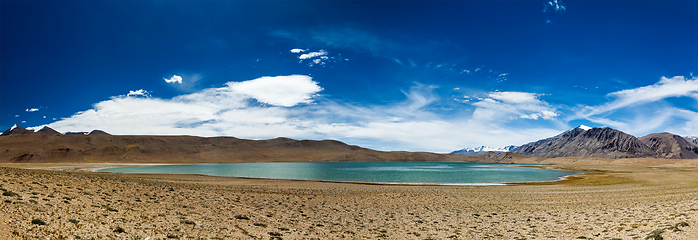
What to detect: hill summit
<box><xmin>511</xmin><ymin>126</ymin><xmax>698</xmax><ymax>159</ymax></box>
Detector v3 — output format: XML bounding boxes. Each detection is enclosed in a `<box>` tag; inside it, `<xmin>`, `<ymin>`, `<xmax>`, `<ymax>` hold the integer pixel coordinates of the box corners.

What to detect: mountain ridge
<box><xmin>0</xmin><ymin>133</ymin><xmax>524</xmax><ymax>164</ymax></box>
<box><xmin>639</xmin><ymin>132</ymin><xmax>698</xmax><ymax>159</ymax></box>
<box><xmin>1</xmin><ymin>124</ymin><xmax>110</xmax><ymax>136</ymax></box>
<box><xmin>450</xmin><ymin>145</ymin><xmax>516</xmax><ymax>155</ymax></box>
<box><xmin>511</xmin><ymin>126</ymin><xmax>696</xmax><ymax>159</ymax></box>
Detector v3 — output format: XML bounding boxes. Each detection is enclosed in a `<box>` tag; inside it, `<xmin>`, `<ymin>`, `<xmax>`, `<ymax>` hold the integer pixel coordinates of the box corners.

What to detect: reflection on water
<box><xmin>99</xmin><ymin>162</ymin><xmax>583</xmax><ymax>184</ymax></box>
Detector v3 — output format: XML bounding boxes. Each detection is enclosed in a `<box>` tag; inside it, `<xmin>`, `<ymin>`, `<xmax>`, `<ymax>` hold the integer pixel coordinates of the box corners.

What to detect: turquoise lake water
<box><xmin>98</xmin><ymin>162</ymin><xmax>583</xmax><ymax>185</ymax></box>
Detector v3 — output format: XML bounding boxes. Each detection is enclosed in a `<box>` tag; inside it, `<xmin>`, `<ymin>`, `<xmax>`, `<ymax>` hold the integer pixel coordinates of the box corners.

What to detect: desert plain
<box><xmin>1</xmin><ymin>158</ymin><xmax>698</xmax><ymax>240</ymax></box>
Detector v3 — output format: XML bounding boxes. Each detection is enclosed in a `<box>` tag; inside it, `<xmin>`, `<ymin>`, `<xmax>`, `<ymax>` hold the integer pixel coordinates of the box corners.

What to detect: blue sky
<box><xmin>1</xmin><ymin>0</ymin><xmax>697</xmax><ymax>153</ymax></box>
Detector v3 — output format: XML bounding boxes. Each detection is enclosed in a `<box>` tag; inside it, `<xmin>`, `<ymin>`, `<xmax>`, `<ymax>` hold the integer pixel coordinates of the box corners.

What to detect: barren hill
<box><xmin>0</xmin><ymin>134</ymin><xmax>510</xmax><ymax>163</ymax></box>
<box><xmin>512</xmin><ymin>127</ymin><xmax>655</xmax><ymax>159</ymax></box>
<box><xmin>639</xmin><ymin>132</ymin><xmax>698</xmax><ymax>159</ymax></box>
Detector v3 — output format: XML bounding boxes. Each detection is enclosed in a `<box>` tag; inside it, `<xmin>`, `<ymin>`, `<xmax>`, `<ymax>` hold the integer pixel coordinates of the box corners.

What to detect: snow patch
<box><xmin>10</xmin><ymin>124</ymin><xmax>18</xmax><ymax>131</ymax></box>
<box><xmin>450</xmin><ymin>145</ymin><xmax>517</xmax><ymax>155</ymax></box>
<box><xmin>578</xmin><ymin>125</ymin><xmax>592</xmax><ymax>131</ymax></box>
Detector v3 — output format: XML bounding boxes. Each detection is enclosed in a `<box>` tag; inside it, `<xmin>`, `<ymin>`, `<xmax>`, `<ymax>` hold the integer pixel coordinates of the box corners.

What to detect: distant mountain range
<box><xmin>450</xmin><ymin>145</ymin><xmax>517</xmax><ymax>155</ymax></box>
<box><xmin>0</xmin><ymin>124</ymin><xmax>509</xmax><ymax>163</ymax></box>
<box><xmin>510</xmin><ymin>126</ymin><xmax>698</xmax><ymax>159</ymax></box>
<box><xmin>1</xmin><ymin>124</ymin><xmax>110</xmax><ymax>136</ymax></box>
<box><xmin>3</xmin><ymin>124</ymin><xmax>697</xmax><ymax>162</ymax></box>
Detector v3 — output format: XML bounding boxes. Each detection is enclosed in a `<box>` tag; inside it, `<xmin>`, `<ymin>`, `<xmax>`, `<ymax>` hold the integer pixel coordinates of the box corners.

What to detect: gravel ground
<box><xmin>1</xmin><ymin>161</ymin><xmax>698</xmax><ymax>240</ymax></box>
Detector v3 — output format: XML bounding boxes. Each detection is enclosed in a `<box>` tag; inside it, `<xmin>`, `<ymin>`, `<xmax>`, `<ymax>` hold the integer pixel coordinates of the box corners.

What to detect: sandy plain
<box><xmin>1</xmin><ymin>159</ymin><xmax>698</xmax><ymax>240</ymax></box>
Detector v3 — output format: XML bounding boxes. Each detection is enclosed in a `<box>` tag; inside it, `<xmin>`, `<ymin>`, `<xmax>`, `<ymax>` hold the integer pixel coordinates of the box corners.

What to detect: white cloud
<box><xmin>570</xmin><ymin>75</ymin><xmax>698</xmax><ymax>137</ymax></box>
<box><xmin>164</xmin><ymin>75</ymin><xmax>183</xmax><ymax>84</ymax></box>
<box><xmin>574</xmin><ymin>76</ymin><xmax>698</xmax><ymax>119</ymax></box>
<box><xmin>26</xmin><ymin>108</ymin><xmax>39</xmax><ymax>112</ymax></box>
<box><xmin>38</xmin><ymin>76</ymin><xmax>566</xmax><ymax>153</ymax></box>
<box><xmin>226</xmin><ymin>75</ymin><xmax>322</xmax><ymax>107</ymax></box>
<box><xmin>288</xmin><ymin>48</ymin><xmax>345</xmax><ymax>67</ymax></box>
<box><xmin>127</xmin><ymin>89</ymin><xmax>151</xmax><ymax>98</ymax></box>
<box><xmin>298</xmin><ymin>50</ymin><xmax>328</xmax><ymax>60</ymax></box>
<box><xmin>471</xmin><ymin>91</ymin><xmax>558</xmax><ymax>121</ymax></box>
<box><xmin>487</xmin><ymin>92</ymin><xmax>539</xmax><ymax>103</ymax></box>
<box><xmin>290</xmin><ymin>49</ymin><xmax>305</xmax><ymax>53</ymax></box>
<box><xmin>544</xmin><ymin>0</ymin><xmax>566</xmax><ymax>12</ymax></box>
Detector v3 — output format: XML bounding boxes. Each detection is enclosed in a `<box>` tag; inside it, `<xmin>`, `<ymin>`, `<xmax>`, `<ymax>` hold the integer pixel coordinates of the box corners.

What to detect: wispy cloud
<box><xmin>544</xmin><ymin>0</ymin><xmax>566</xmax><ymax>13</ymax></box>
<box><xmin>40</xmin><ymin>75</ymin><xmax>565</xmax><ymax>152</ymax></box>
<box><xmin>164</xmin><ymin>75</ymin><xmax>183</xmax><ymax>84</ymax></box>
<box><xmin>572</xmin><ymin>75</ymin><xmax>698</xmax><ymax>136</ymax></box>
<box><xmin>298</xmin><ymin>50</ymin><xmax>327</xmax><ymax>60</ymax></box>
<box><xmin>272</xmin><ymin>26</ymin><xmax>462</xmax><ymax>63</ymax></box>
<box><xmin>127</xmin><ymin>89</ymin><xmax>151</xmax><ymax>98</ymax></box>
<box><xmin>289</xmin><ymin>48</ymin><xmax>345</xmax><ymax>67</ymax></box>
<box><xmin>471</xmin><ymin>92</ymin><xmax>558</xmax><ymax>121</ymax></box>
<box><xmin>25</xmin><ymin>108</ymin><xmax>39</xmax><ymax>112</ymax></box>
<box><xmin>33</xmin><ymin>74</ymin><xmax>698</xmax><ymax>152</ymax></box>
<box><xmin>166</xmin><ymin>73</ymin><xmax>203</xmax><ymax>92</ymax></box>
<box><xmin>272</xmin><ymin>27</ymin><xmax>398</xmax><ymax>56</ymax></box>
<box><xmin>543</xmin><ymin>0</ymin><xmax>566</xmax><ymax>24</ymax></box>
<box><xmin>574</xmin><ymin>76</ymin><xmax>698</xmax><ymax>119</ymax></box>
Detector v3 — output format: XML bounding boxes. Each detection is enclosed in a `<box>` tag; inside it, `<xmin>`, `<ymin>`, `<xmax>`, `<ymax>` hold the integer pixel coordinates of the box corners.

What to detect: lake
<box><xmin>98</xmin><ymin>162</ymin><xmax>583</xmax><ymax>185</ymax></box>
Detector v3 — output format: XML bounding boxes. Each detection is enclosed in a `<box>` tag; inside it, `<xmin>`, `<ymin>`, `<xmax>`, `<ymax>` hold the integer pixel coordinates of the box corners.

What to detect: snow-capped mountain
<box><xmin>511</xmin><ymin>126</ymin><xmax>655</xmax><ymax>159</ymax></box>
<box><xmin>1</xmin><ymin>124</ymin><xmax>110</xmax><ymax>136</ymax></box>
<box><xmin>450</xmin><ymin>145</ymin><xmax>517</xmax><ymax>155</ymax></box>
<box><xmin>578</xmin><ymin>125</ymin><xmax>592</xmax><ymax>131</ymax></box>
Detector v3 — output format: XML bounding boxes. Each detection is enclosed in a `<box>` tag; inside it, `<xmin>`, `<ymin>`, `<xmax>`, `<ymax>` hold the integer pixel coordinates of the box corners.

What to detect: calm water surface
<box><xmin>98</xmin><ymin>162</ymin><xmax>583</xmax><ymax>184</ymax></box>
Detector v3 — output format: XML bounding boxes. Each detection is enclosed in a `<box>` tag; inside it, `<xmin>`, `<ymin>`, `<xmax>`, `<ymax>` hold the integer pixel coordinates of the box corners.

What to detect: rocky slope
<box><xmin>35</xmin><ymin>126</ymin><xmax>62</xmax><ymax>135</ymax></box>
<box><xmin>639</xmin><ymin>132</ymin><xmax>698</xmax><ymax>159</ymax></box>
<box><xmin>0</xmin><ymin>124</ymin><xmax>33</xmax><ymax>136</ymax></box>
<box><xmin>511</xmin><ymin>126</ymin><xmax>655</xmax><ymax>159</ymax></box>
<box><xmin>685</xmin><ymin>136</ymin><xmax>698</xmax><ymax>146</ymax></box>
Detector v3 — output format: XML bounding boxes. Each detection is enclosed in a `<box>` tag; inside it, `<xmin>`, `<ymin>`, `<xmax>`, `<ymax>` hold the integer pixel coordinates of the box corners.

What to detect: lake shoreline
<box><xmin>92</xmin><ymin>162</ymin><xmax>585</xmax><ymax>186</ymax></box>
<box><xmin>2</xmin><ymin>159</ymin><xmax>698</xmax><ymax>239</ymax></box>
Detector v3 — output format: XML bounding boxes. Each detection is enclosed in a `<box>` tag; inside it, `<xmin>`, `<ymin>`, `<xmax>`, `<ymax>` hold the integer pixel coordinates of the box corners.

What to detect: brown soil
<box><xmin>2</xmin><ymin>158</ymin><xmax>698</xmax><ymax>239</ymax></box>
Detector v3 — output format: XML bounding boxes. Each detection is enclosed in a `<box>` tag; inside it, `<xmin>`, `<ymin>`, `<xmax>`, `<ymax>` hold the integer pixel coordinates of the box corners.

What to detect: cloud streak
<box><xmin>39</xmin><ymin>74</ymin><xmax>697</xmax><ymax>153</ymax></box>
<box><xmin>574</xmin><ymin>76</ymin><xmax>698</xmax><ymax>119</ymax></box>
<box><xmin>471</xmin><ymin>92</ymin><xmax>558</xmax><ymax>121</ymax></box>
<box><xmin>544</xmin><ymin>0</ymin><xmax>566</xmax><ymax>13</ymax></box>
<box><xmin>298</xmin><ymin>50</ymin><xmax>327</xmax><ymax>60</ymax></box>
<box><xmin>40</xmin><ymin>75</ymin><xmax>565</xmax><ymax>153</ymax></box>
<box><xmin>572</xmin><ymin>75</ymin><xmax>698</xmax><ymax>136</ymax></box>
<box><xmin>127</xmin><ymin>89</ymin><xmax>151</xmax><ymax>98</ymax></box>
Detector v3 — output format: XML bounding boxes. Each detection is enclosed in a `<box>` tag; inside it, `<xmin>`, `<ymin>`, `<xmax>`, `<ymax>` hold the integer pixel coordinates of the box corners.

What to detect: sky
<box><xmin>1</xmin><ymin>0</ymin><xmax>697</xmax><ymax>153</ymax></box>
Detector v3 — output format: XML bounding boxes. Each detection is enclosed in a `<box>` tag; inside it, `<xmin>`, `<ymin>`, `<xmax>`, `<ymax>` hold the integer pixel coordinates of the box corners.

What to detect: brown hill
<box><xmin>685</xmin><ymin>136</ymin><xmax>698</xmax><ymax>146</ymax></box>
<box><xmin>1</xmin><ymin>125</ymin><xmax>33</xmax><ymax>136</ymax></box>
<box><xmin>512</xmin><ymin>127</ymin><xmax>655</xmax><ymax>159</ymax></box>
<box><xmin>35</xmin><ymin>126</ymin><xmax>62</xmax><ymax>135</ymax></box>
<box><xmin>0</xmin><ymin>134</ymin><xmax>513</xmax><ymax>163</ymax></box>
<box><xmin>639</xmin><ymin>132</ymin><xmax>698</xmax><ymax>159</ymax></box>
